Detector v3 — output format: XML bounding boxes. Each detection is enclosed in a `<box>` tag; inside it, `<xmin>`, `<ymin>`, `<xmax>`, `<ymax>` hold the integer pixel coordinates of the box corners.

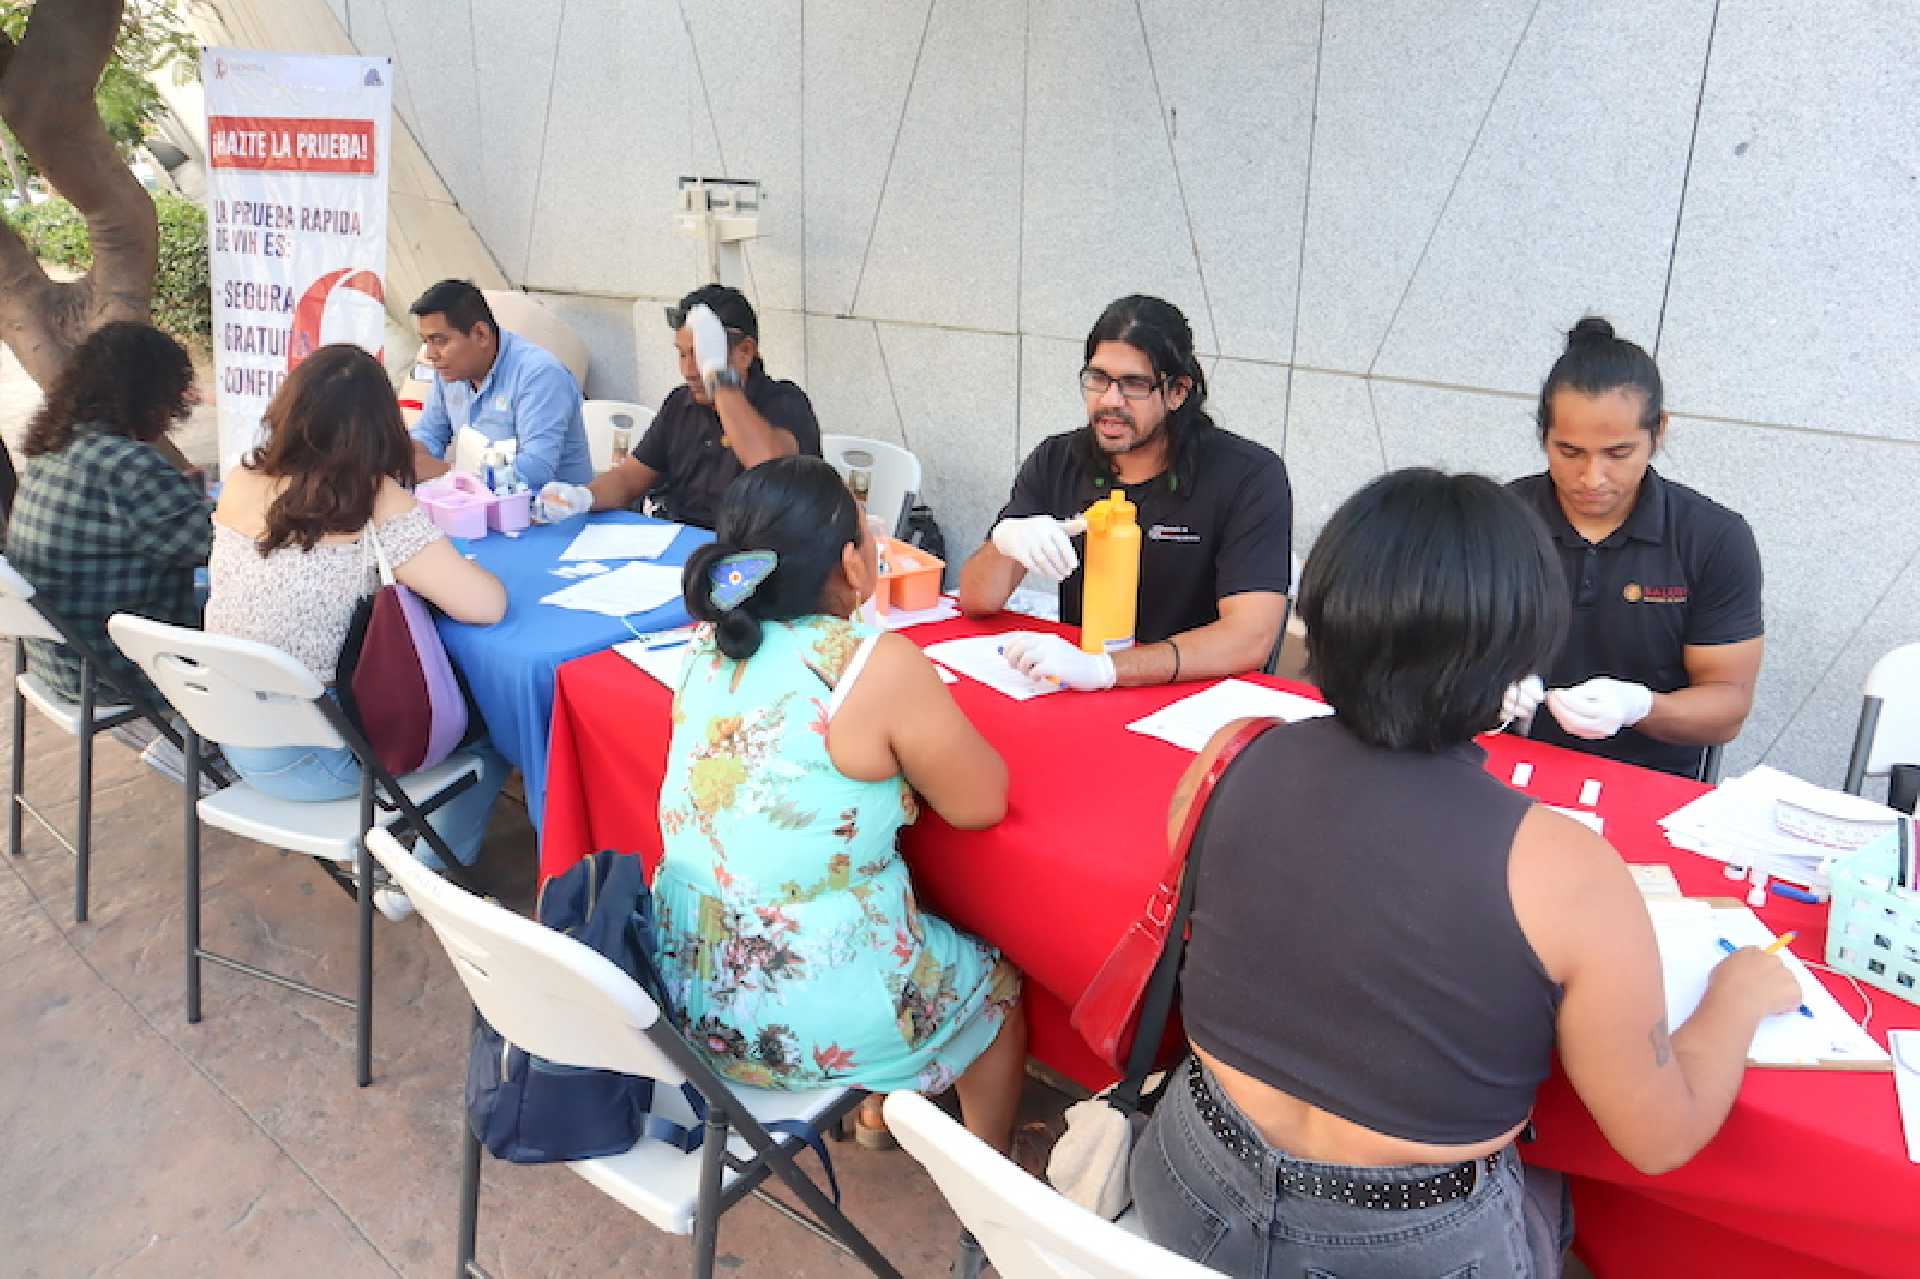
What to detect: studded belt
<box><xmin>1186</xmin><ymin>1062</ymin><xmax>1502</xmax><ymax>1211</ymax></box>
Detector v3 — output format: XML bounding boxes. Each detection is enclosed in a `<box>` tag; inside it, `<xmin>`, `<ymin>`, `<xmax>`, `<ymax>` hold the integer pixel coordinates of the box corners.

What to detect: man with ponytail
<box><xmin>1505</xmin><ymin>316</ymin><xmax>1764</xmax><ymax>778</ymax></box>
<box><xmin>958</xmin><ymin>295</ymin><xmax>1293</xmax><ymax>690</ymax></box>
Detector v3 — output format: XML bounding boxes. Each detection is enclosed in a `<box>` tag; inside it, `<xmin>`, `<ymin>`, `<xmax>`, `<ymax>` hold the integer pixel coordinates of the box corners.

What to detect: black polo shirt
<box><xmin>995</xmin><ymin>425</ymin><xmax>1292</xmax><ymax>645</ymax></box>
<box><xmin>1510</xmin><ymin>468</ymin><xmax>1763</xmax><ymax>777</ymax></box>
<box><xmin>630</xmin><ymin>366</ymin><xmax>821</xmax><ymax>529</ymax></box>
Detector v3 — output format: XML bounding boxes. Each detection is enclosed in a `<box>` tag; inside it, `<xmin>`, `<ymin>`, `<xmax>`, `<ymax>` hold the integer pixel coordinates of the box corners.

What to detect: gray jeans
<box><xmin>1131</xmin><ymin>1060</ymin><xmax>1571</xmax><ymax>1278</ymax></box>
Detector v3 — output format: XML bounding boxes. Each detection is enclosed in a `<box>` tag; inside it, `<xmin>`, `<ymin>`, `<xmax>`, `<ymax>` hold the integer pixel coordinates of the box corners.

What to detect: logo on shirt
<box><xmin>1146</xmin><ymin>523</ymin><xmax>1201</xmax><ymax>544</ymax></box>
<box><xmin>1623</xmin><ymin>583</ymin><xmax>1688</xmax><ymax>604</ymax></box>
<box><xmin>492</xmin><ymin>394</ymin><xmax>510</xmax><ymax>413</ymax></box>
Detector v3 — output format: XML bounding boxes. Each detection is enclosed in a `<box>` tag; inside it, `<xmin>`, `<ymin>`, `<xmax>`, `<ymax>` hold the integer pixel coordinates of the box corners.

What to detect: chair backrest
<box><xmin>582</xmin><ymin>399</ymin><xmax>657</xmax><ymax>473</ymax></box>
<box><xmin>1851</xmin><ymin>643</ymin><xmax>1920</xmax><ymax>785</ymax></box>
<box><xmin>883</xmin><ymin>1092</ymin><xmax>1219</xmax><ymax>1279</ymax></box>
<box><xmin>0</xmin><ymin>555</ymin><xmax>62</xmax><ymax>643</ymax></box>
<box><xmin>364</xmin><ymin>828</ymin><xmax>686</xmax><ymax>1083</ymax></box>
<box><xmin>484</xmin><ymin>290</ymin><xmax>591</xmax><ymax>390</ymax></box>
<box><xmin>107</xmin><ymin>614</ymin><xmax>342</xmax><ymax>751</ymax></box>
<box><xmin>820</xmin><ymin>434</ymin><xmax>923</xmax><ymax>538</ymax></box>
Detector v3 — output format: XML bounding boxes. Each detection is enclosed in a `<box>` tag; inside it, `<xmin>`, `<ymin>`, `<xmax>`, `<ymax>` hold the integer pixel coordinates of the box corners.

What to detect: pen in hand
<box><xmin>1717</xmin><ymin>936</ymin><xmax>1813</xmax><ymax>1018</ymax></box>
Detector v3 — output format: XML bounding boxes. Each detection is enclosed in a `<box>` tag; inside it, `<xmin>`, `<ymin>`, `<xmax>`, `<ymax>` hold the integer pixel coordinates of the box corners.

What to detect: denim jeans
<box><xmin>221</xmin><ymin>737</ymin><xmax>510</xmax><ymax>869</ymax></box>
<box><xmin>1131</xmin><ymin>1059</ymin><xmax>1571</xmax><ymax>1278</ymax></box>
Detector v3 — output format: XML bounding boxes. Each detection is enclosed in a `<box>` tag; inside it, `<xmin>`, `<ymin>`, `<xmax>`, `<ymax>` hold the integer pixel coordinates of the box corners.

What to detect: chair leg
<box><xmin>456</xmin><ymin>1106</ymin><xmax>483</xmax><ymax>1279</ymax></box>
<box><xmin>691</xmin><ymin>1105</ymin><xmax>730</xmax><ymax>1279</ymax></box>
<box><xmin>734</xmin><ymin>1109</ymin><xmax>903</xmax><ymax>1279</ymax></box>
<box><xmin>184</xmin><ymin>728</ymin><xmax>202</xmax><ymax>1024</ymax></box>
<box><xmin>8</xmin><ymin>649</ymin><xmax>24</xmax><ymax>861</ymax></box>
<box><xmin>356</xmin><ymin>777</ymin><xmax>375</xmax><ymax>1088</ymax></box>
<box><xmin>951</xmin><ymin>1231</ymin><xmax>986</xmax><ymax>1279</ymax></box>
<box><xmin>74</xmin><ymin>670</ymin><xmax>95</xmax><ymax>923</ymax></box>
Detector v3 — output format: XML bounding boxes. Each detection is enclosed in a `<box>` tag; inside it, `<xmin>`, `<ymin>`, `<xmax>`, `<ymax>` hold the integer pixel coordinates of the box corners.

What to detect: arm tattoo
<box><xmin>1649</xmin><ymin>1019</ymin><xmax>1674</xmax><ymax>1067</ymax></box>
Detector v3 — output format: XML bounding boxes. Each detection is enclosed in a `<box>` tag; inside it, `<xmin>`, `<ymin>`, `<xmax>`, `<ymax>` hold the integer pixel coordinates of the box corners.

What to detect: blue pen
<box><xmin>1768</xmin><ymin>882</ymin><xmax>1827</xmax><ymax>905</ymax></box>
<box><xmin>1716</xmin><ymin>937</ymin><xmax>1814</xmax><ymax>1018</ymax></box>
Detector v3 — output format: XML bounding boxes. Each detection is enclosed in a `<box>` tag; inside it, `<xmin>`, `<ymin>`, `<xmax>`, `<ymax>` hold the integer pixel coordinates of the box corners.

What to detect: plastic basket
<box><xmin>1824</xmin><ymin>829</ymin><xmax>1920</xmax><ymax>1007</ymax></box>
<box><xmin>875</xmin><ymin>537</ymin><xmax>945</xmax><ymax>613</ymax></box>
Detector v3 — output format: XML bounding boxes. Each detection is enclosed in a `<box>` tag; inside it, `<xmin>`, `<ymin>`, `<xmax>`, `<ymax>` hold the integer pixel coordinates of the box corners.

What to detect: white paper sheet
<box><xmin>1891</xmin><ymin>1031</ymin><xmax>1920</xmax><ymax>1163</ymax></box>
<box><xmin>877</xmin><ymin>599</ymin><xmax>961</xmax><ymax>630</ymax></box>
<box><xmin>1546</xmin><ymin>804</ymin><xmax>1604</xmax><ymax>835</ymax></box>
<box><xmin>1646</xmin><ymin>900</ymin><xmax>1889</xmax><ymax>1067</ymax></box>
<box><xmin>1658</xmin><ymin>766</ymin><xmax>1901</xmax><ymax>888</ymax></box>
<box><xmin>921</xmin><ymin>634</ymin><xmax>1063</xmax><ymax>701</ymax></box>
<box><xmin>559</xmin><ymin>522</ymin><xmax>682</xmax><ymax>562</ymax></box>
<box><xmin>540</xmin><ymin>561</ymin><xmax>685</xmax><ymax>617</ymax></box>
<box><xmin>614</xmin><ymin>637</ymin><xmax>692</xmax><ymax>688</ymax></box>
<box><xmin>1125</xmin><ymin>678</ymin><xmax>1333</xmax><ymax>753</ymax></box>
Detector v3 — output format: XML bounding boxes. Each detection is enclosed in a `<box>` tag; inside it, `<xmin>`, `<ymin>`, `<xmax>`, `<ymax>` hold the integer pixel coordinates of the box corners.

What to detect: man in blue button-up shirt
<box><xmin>407</xmin><ymin>280</ymin><xmax>594</xmax><ymax>491</ymax></box>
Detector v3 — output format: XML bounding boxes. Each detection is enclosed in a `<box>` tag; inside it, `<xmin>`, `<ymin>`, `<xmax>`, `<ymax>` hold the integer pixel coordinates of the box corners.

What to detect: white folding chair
<box><xmin>820</xmin><ymin>435</ymin><xmax>923</xmax><ymax>539</ymax></box>
<box><xmin>1843</xmin><ymin>643</ymin><xmax>1920</xmax><ymax>794</ymax></box>
<box><xmin>583</xmin><ymin>399</ymin><xmax>657</xmax><ymax>473</ymax></box>
<box><xmin>884</xmin><ymin>1091</ymin><xmax>1218</xmax><ymax>1279</ymax></box>
<box><xmin>361</xmin><ymin>829</ymin><xmax>901</xmax><ymax>1279</ymax></box>
<box><xmin>0</xmin><ymin>556</ymin><xmax>185</xmax><ymax>922</ymax></box>
<box><xmin>108</xmin><ymin>615</ymin><xmax>487</xmax><ymax>1087</ymax></box>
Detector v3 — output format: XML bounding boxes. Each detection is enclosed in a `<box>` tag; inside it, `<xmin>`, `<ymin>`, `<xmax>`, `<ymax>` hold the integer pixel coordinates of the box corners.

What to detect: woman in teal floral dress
<box><xmin>656</xmin><ymin>457</ymin><xmax>1026</xmax><ymax>1153</ymax></box>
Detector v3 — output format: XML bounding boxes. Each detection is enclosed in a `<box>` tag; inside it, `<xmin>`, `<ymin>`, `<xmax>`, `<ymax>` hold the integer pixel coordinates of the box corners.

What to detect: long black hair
<box><xmin>1300</xmin><ymin>468</ymin><xmax>1568</xmax><ymax>752</ymax></box>
<box><xmin>1535</xmin><ymin>315</ymin><xmax>1664</xmax><ymax>441</ymax></box>
<box><xmin>1081</xmin><ymin>294</ymin><xmax>1213</xmax><ymax>479</ymax></box>
<box><xmin>682</xmin><ymin>456</ymin><xmax>864</xmax><ymax>659</ymax></box>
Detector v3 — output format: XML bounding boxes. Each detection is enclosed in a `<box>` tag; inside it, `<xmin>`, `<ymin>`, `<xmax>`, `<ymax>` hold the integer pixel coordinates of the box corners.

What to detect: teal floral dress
<box><xmin>655</xmin><ymin>615</ymin><xmax>1020</xmax><ymax>1092</ymax></box>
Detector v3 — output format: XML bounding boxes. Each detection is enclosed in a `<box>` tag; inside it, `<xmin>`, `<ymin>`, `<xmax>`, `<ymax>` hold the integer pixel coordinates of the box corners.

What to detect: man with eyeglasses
<box><xmin>535</xmin><ymin>284</ymin><xmax>820</xmax><ymax>529</ymax></box>
<box><xmin>958</xmin><ymin>294</ymin><xmax>1293</xmax><ymax>689</ymax></box>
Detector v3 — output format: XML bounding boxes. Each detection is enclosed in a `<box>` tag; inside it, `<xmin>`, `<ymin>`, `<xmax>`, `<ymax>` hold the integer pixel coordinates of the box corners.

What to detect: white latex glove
<box><xmin>1545</xmin><ymin>677</ymin><xmax>1653</xmax><ymax>741</ymax></box>
<box><xmin>990</xmin><ymin>515</ymin><xmax>1089</xmax><ymax>581</ymax></box>
<box><xmin>1499</xmin><ymin>675</ymin><xmax>1545</xmax><ymax>729</ymax></box>
<box><xmin>687</xmin><ymin>303</ymin><xmax>731</xmax><ymax>392</ymax></box>
<box><xmin>534</xmin><ymin>482</ymin><xmax>593</xmax><ymax>524</ymax></box>
<box><xmin>1002</xmin><ymin>632</ymin><xmax>1116</xmax><ymax>692</ymax></box>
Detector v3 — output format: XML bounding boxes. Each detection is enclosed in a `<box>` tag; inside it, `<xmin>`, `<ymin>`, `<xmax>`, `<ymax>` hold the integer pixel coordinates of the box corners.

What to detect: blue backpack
<box><xmin>464</xmin><ymin>852</ymin><xmax>841</xmax><ymax>1198</ymax></box>
<box><xmin>465</xmin><ymin>850</ymin><xmax>700</xmax><ymax>1164</ymax></box>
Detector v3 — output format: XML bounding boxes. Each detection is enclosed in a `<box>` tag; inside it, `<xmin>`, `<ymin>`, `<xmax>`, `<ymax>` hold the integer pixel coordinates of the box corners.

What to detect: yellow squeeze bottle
<box><xmin>1079</xmin><ymin>490</ymin><xmax>1140</xmax><ymax>655</ymax></box>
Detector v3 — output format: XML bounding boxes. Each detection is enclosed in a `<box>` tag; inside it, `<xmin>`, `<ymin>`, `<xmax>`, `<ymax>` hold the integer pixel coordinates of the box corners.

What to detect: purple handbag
<box><xmin>335</xmin><ymin>523</ymin><xmax>469</xmax><ymax>776</ymax></box>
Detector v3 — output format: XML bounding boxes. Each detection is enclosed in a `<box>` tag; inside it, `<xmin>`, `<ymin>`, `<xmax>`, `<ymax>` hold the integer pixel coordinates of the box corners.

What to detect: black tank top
<box><xmin>1182</xmin><ymin>715</ymin><xmax>1562</xmax><ymax>1145</ymax></box>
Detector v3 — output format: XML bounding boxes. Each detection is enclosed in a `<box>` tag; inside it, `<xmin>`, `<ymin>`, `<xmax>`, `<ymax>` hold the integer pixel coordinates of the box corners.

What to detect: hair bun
<box><xmin>1566</xmin><ymin>315</ymin><xmax>1616</xmax><ymax>349</ymax></box>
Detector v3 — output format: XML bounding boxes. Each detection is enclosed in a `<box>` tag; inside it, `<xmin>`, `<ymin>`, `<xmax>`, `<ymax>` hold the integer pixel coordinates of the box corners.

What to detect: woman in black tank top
<box><xmin>1130</xmin><ymin>470</ymin><xmax>1802</xmax><ymax>1278</ymax></box>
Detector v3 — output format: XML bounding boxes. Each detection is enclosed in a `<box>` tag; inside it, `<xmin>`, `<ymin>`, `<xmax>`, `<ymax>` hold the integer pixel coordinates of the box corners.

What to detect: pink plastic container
<box><xmin>422</xmin><ymin>489</ymin><xmax>488</xmax><ymax>539</ymax></box>
<box><xmin>489</xmin><ymin>490</ymin><xmax>531</xmax><ymax>533</ymax></box>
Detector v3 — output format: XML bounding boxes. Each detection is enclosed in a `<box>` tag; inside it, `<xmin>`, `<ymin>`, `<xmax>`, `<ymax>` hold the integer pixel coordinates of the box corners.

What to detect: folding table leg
<box><xmin>184</xmin><ymin>728</ymin><xmax>203</xmax><ymax>1024</ymax></box>
<box><xmin>692</xmin><ymin>1105</ymin><xmax>730</xmax><ymax>1278</ymax></box>
<box><xmin>74</xmin><ymin>671</ymin><xmax>95</xmax><ymax>923</ymax></box>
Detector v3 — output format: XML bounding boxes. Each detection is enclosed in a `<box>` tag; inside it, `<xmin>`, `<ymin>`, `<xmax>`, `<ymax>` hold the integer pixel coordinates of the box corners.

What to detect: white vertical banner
<box><xmin>200</xmin><ymin>48</ymin><xmax>392</xmax><ymax>472</ymax></box>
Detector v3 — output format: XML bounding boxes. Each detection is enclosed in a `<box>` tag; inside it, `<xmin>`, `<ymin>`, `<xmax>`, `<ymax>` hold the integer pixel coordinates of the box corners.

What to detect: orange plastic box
<box><xmin>875</xmin><ymin>537</ymin><xmax>945</xmax><ymax>613</ymax></box>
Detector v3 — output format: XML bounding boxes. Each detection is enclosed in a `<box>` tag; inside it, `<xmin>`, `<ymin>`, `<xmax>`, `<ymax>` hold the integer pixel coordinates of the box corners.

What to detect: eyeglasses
<box><xmin>663</xmin><ymin>304</ymin><xmax>748</xmax><ymax>340</ymax></box>
<box><xmin>1079</xmin><ymin>367</ymin><xmax>1164</xmax><ymax>400</ymax></box>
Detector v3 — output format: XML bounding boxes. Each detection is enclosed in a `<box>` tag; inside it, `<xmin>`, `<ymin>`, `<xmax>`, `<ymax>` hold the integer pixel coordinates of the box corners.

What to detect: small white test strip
<box><xmin>1579</xmin><ymin>779</ymin><xmax>1602</xmax><ymax>807</ymax></box>
<box><xmin>1510</xmin><ymin>762</ymin><xmax>1534</xmax><ymax>788</ymax></box>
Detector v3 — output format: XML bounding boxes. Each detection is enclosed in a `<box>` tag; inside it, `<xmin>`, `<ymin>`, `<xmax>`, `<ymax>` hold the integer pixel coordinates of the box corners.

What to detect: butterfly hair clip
<box><xmin>709</xmin><ymin>549</ymin><xmax>778</xmax><ymax>611</ymax></box>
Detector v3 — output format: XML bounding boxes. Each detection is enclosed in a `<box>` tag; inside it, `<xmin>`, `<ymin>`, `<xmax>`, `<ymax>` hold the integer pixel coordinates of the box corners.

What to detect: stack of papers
<box><xmin>1646</xmin><ymin>899</ymin><xmax>1888</xmax><ymax>1068</ymax></box>
<box><xmin>877</xmin><ymin>597</ymin><xmax>961</xmax><ymax>630</ymax></box>
<box><xmin>921</xmin><ymin>634</ymin><xmax>1062</xmax><ymax>701</ymax></box>
<box><xmin>614</xmin><ymin>634</ymin><xmax>693</xmax><ymax>688</ymax></box>
<box><xmin>540</xmin><ymin>561</ymin><xmax>684</xmax><ymax>617</ymax></box>
<box><xmin>1126</xmin><ymin>679</ymin><xmax>1333</xmax><ymax>753</ymax></box>
<box><xmin>559</xmin><ymin>521</ymin><xmax>682</xmax><ymax>562</ymax></box>
<box><xmin>1003</xmin><ymin>585</ymin><xmax>1061</xmax><ymax>622</ymax></box>
<box><xmin>1659</xmin><ymin>766</ymin><xmax>1900</xmax><ymax>888</ymax></box>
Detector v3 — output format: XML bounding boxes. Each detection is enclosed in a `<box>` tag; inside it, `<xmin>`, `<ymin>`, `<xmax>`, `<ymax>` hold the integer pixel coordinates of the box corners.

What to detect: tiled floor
<box><xmin>0</xmin><ymin>660</ymin><xmax>1077</xmax><ymax>1277</ymax></box>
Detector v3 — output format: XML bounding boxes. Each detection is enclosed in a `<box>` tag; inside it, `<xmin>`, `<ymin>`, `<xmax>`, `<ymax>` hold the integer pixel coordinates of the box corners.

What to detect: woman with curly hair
<box><xmin>206</xmin><ymin>343</ymin><xmax>508</xmax><ymax>918</ymax></box>
<box><xmin>5</xmin><ymin>321</ymin><xmax>211</xmax><ymax>716</ymax></box>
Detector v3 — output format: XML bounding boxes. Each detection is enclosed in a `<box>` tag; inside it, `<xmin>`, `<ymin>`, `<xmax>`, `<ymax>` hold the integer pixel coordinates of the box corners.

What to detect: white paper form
<box><xmin>540</xmin><ymin>561</ymin><xmax>685</xmax><ymax>617</ymax></box>
<box><xmin>614</xmin><ymin>637</ymin><xmax>692</xmax><ymax>688</ymax></box>
<box><xmin>1891</xmin><ymin>1031</ymin><xmax>1920</xmax><ymax>1163</ymax></box>
<box><xmin>1126</xmin><ymin>679</ymin><xmax>1333</xmax><ymax>753</ymax></box>
<box><xmin>559</xmin><ymin>521</ymin><xmax>683</xmax><ymax>562</ymax></box>
<box><xmin>921</xmin><ymin>634</ymin><xmax>1064</xmax><ymax>701</ymax></box>
<box><xmin>1646</xmin><ymin>900</ymin><xmax>1889</xmax><ymax>1067</ymax></box>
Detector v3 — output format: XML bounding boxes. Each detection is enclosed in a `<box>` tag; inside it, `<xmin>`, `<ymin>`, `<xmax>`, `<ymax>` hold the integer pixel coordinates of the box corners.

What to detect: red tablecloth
<box><xmin>541</xmin><ymin>616</ymin><xmax>1919</xmax><ymax>1278</ymax></box>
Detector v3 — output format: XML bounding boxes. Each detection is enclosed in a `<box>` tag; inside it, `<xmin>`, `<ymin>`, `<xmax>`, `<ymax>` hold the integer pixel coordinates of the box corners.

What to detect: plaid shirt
<box><xmin>5</xmin><ymin>425</ymin><xmax>211</xmax><ymax>710</ymax></box>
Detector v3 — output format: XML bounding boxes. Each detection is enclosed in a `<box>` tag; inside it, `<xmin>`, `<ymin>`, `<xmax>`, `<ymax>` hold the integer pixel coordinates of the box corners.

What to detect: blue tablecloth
<box><xmin>433</xmin><ymin>512</ymin><xmax>710</xmax><ymax>829</ymax></box>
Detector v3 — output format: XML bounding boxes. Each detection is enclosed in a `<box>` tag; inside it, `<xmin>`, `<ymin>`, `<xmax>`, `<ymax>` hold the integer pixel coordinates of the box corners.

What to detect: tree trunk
<box><xmin>0</xmin><ymin>129</ymin><xmax>26</xmax><ymax>204</ymax></box>
<box><xmin>0</xmin><ymin>0</ymin><xmax>157</xmax><ymax>390</ymax></box>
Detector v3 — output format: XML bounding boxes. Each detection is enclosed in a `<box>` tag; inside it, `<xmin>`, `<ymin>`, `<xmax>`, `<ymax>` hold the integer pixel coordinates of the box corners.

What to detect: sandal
<box><xmin>854</xmin><ymin>1094</ymin><xmax>897</xmax><ymax>1151</ymax></box>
